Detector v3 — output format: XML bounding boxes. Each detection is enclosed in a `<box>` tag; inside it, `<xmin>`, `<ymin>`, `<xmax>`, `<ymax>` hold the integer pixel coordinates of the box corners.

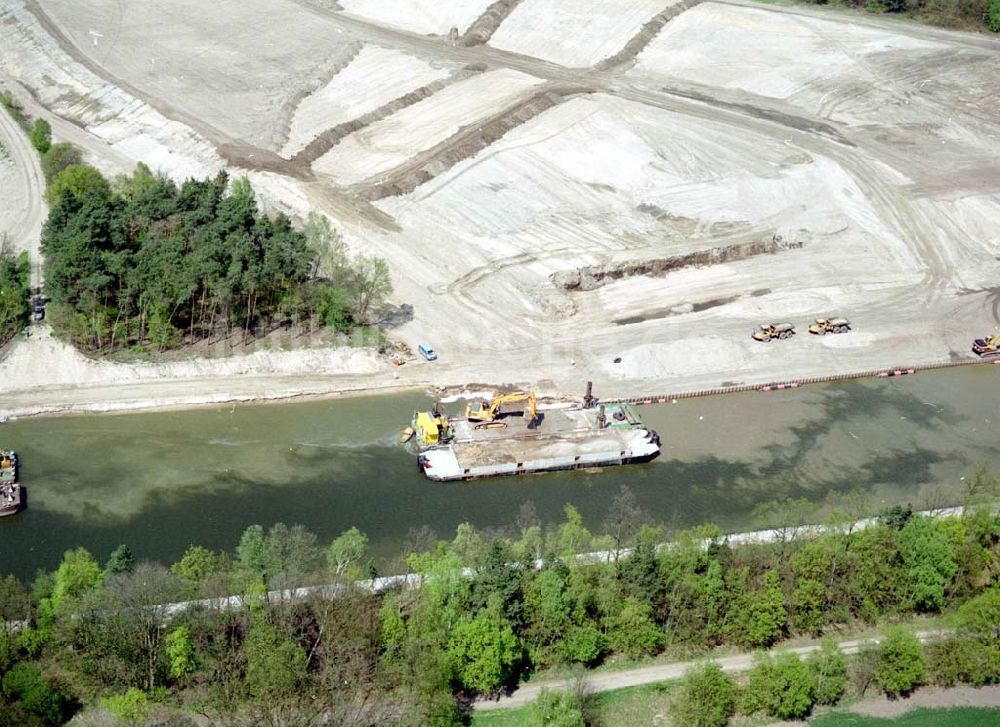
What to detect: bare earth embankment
<box><xmin>0</xmin><ymin>0</ymin><xmax>999</xmax><ymax>417</ymax></box>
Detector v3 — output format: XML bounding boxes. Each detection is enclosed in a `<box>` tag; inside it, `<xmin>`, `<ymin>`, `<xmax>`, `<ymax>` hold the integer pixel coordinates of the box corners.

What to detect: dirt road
<box><xmin>0</xmin><ymin>91</ymin><xmax>45</xmax><ymax>287</ymax></box>
<box><xmin>475</xmin><ymin>630</ymin><xmax>949</xmax><ymax>711</ymax></box>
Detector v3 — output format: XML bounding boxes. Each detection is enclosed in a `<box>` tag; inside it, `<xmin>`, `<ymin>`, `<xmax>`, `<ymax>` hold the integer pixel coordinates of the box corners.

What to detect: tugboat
<box><xmin>0</xmin><ymin>450</ymin><xmax>22</xmax><ymax>517</ymax></box>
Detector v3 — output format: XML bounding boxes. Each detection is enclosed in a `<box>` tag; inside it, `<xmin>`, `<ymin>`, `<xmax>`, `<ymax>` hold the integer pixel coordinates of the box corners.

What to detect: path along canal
<box><xmin>1</xmin><ymin>366</ymin><xmax>997</xmax><ymax>580</ymax></box>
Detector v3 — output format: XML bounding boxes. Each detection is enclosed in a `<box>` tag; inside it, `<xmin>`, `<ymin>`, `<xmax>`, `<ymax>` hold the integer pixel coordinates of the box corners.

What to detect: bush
<box><xmin>673</xmin><ymin>662</ymin><xmax>736</xmax><ymax>727</ymax></box>
<box><xmin>927</xmin><ymin>637</ymin><xmax>999</xmax><ymax>687</ymax></box>
<box><xmin>605</xmin><ymin>598</ymin><xmax>662</xmax><ymax>658</ymax></box>
<box><xmin>809</xmin><ymin>638</ymin><xmax>847</xmax><ymax>705</ymax></box>
<box><xmin>558</xmin><ymin>624</ymin><xmax>606</xmax><ymax>665</ymax></box>
<box><xmin>989</xmin><ymin>0</ymin><xmax>1000</xmax><ymax>31</ymax></box>
<box><xmin>39</xmin><ymin>143</ymin><xmax>81</xmax><ymax>183</ymax></box>
<box><xmin>1</xmin><ymin>663</ymin><xmax>67</xmax><ymax>725</ymax></box>
<box><xmin>527</xmin><ymin>688</ymin><xmax>585</xmax><ymax>727</ymax></box>
<box><xmin>743</xmin><ymin>651</ymin><xmax>816</xmax><ymax>719</ymax></box>
<box><xmin>29</xmin><ymin>119</ymin><xmax>50</xmax><ymax>154</ymax></box>
<box><xmin>874</xmin><ymin>627</ymin><xmax>925</xmax><ymax>696</ymax></box>
<box><xmin>100</xmin><ymin>687</ymin><xmax>149</xmax><ymax>724</ymax></box>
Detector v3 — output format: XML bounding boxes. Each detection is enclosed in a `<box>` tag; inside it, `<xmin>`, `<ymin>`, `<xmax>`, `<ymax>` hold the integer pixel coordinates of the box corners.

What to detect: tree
<box><xmin>171</xmin><ymin>545</ymin><xmax>220</xmax><ymax>596</ymax></box>
<box><xmin>50</xmin><ymin>546</ymin><xmax>102</xmax><ymax>612</ymax></box>
<box><xmin>166</xmin><ymin>626</ymin><xmax>196</xmax><ymax>680</ymax></box>
<box><xmin>990</xmin><ymin>0</ymin><xmax>1000</xmax><ymax>32</ymax></box>
<box><xmin>744</xmin><ymin>651</ymin><xmax>816</xmax><ymax>719</ymax></box>
<box><xmin>603</xmin><ymin>485</ymin><xmax>647</xmax><ymax>559</ymax></box>
<box><xmin>447</xmin><ymin>608</ymin><xmax>520</xmax><ymax>693</ymax></box>
<box><xmin>236</xmin><ymin>524</ymin><xmax>269</xmax><ymax>589</ymax></box>
<box><xmin>725</xmin><ymin>569</ymin><xmax>787</xmax><ymax>648</ymax></box>
<box><xmin>105</xmin><ymin>544</ymin><xmax>136</xmax><ymax>576</ymax></box>
<box><xmin>604</xmin><ymin>597</ymin><xmax>663</xmax><ymax>658</ymax></box>
<box><xmin>326</xmin><ymin>526</ymin><xmax>369</xmax><ymax>581</ymax></box>
<box><xmin>30</xmin><ymin>118</ymin><xmax>51</xmax><ymax>154</ymax></box>
<box><xmin>527</xmin><ymin>688</ymin><xmax>585</xmax><ymax>727</ymax></box>
<box><xmin>1</xmin><ymin>662</ymin><xmax>68</xmax><ymax>725</ymax></box>
<box><xmin>874</xmin><ymin>627</ymin><xmax>925</xmax><ymax>696</ymax></box>
<box><xmin>45</xmin><ymin>164</ymin><xmax>110</xmax><ymax>204</ymax></box>
<box><xmin>898</xmin><ymin>515</ymin><xmax>957</xmax><ymax>612</ymax></box>
<box><xmin>40</xmin><ymin>143</ymin><xmax>81</xmax><ymax>182</ymax></box>
<box><xmin>242</xmin><ymin>620</ymin><xmax>308</xmax><ymax>701</ymax></box>
<box><xmin>808</xmin><ymin>638</ymin><xmax>847</xmax><ymax>705</ymax></box>
<box><xmin>673</xmin><ymin>662</ymin><xmax>736</xmax><ymax>727</ymax></box>
<box><xmin>265</xmin><ymin>522</ymin><xmax>321</xmax><ymax>592</ymax></box>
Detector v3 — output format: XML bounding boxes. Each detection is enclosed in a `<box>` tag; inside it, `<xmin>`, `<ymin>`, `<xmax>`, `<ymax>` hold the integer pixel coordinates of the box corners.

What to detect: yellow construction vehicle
<box><xmin>808</xmin><ymin>317</ymin><xmax>851</xmax><ymax>335</ymax></box>
<box><xmin>972</xmin><ymin>333</ymin><xmax>1000</xmax><ymax>357</ymax></box>
<box><xmin>413</xmin><ymin>408</ymin><xmax>451</xmax><ymax>447</ymax></box>
<box><xmin>466</xmin><ymin>391</ymin><xmax>538</xmax><ymax>424</ymax></box>
<box><xmin>751</xmin><ymin>322</ymin><xmax>795</xmax><ymax>342</ymax></box>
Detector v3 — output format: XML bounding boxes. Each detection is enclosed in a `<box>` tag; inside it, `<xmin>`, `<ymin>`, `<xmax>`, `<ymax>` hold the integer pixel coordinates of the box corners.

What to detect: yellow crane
<box><xmin>972</xmin><ymin>333</ymin><xmax>1000</xmax><ymax>357</ymax></box>
<box><xmin>466</xmin><ymin>391</ymin><xmax>538</xmax><ymax>424</ymax></box>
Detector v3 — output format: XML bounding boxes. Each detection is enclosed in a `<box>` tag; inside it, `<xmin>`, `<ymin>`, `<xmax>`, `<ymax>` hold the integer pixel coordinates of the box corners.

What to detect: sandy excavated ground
<box><xmin>0</xmin><ymin>0</ymin><xmax>998</xmax><ymax>417</ymax></box>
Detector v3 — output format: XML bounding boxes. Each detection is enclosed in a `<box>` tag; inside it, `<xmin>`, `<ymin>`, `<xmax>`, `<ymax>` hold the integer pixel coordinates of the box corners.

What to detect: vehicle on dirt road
<box><xmin>751</xmin><ymin>323</ymin><xmax>795</xmax><ymax>342</ymax></box>
<box><xmin>972</xmin><ymin>333</ymin><xmax>1000</xmax><ymax>357</ymax></box>
<box><xmin>417</xmin><ymin>343</ymin><xmax>438</xmax><ymax>361</ymax></box>
<box><xmin>808</xmin><ymin>317</ymin><xmax>851</xmax><ymax>335</ymax></box>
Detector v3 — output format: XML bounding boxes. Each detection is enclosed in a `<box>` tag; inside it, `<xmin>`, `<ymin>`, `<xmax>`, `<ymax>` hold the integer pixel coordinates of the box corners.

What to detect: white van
<box><xmin>417</xmin><ymin>343</ymin><xmax>437</xmax><ymax>361</ymax></box>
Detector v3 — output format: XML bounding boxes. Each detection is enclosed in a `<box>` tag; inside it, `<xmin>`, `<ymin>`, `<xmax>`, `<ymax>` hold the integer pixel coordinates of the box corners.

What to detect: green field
<box><xmin>810</xmin><ymin>707</ymin><xmax>1000</xmax><ymax>727</ymax></box>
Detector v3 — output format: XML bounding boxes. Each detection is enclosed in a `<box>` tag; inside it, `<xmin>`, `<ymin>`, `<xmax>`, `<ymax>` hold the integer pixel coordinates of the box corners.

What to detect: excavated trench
<box><xmin>551</xmin><ymin>234</ymin><xmax>804</xmax><ymax>292</ymax></box>
<box><xmin>358</xmin><ymin>84</ymin><xmax>588</xmax><ymax>201</ymax></box>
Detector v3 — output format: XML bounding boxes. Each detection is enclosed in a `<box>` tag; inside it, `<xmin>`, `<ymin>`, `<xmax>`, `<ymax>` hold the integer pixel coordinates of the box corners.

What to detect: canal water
<box><xmin>0</xmin><ymin>366</ymin><xmax>997</xmax><ymax>581</ymax></box>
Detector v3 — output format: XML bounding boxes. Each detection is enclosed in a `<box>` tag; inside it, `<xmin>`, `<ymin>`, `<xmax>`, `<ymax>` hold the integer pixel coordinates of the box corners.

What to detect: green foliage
<box><xmin>673</xmin><ymin>662</ymin><xmax>736</xmax><ymax>727</ymax></box>
<box><xmin>100</xmin><ymin>687</ymin><xmax>149</xmax><ymax>724</ymax></box>
<box><xmin>926</xmin><ymin>637</ymin><xmax>999</xmax><ymax>687</ymax></box>
<box><xmin>990</xmin><ymin>0</ymin><xmax>1000</xmax><ymax>31</ymax></box>
<box><xmin>527</xmin><ymin>688</ymin><xmax>585</xmax><ymax>727</ymax></box>
<box><xmin>953</xmin><ymin>586</ymin><xmax>1000</xmax><ymax>642</ymax></box>
<box><xmin>874</xmin><ymin>627</ymin><xmax>925</xmax><ymax>696</ymax></box>
<box><xmin>39</xmin><ymin>143</ymin><xmax>81</xmax><ymax>183</ymax></box>
<box><xmin>242</xmin><ymin>621</ymin><xmax>307</xmax><ymax>700</ymax></box>
<box><xmin>604</xmin><ymin>597</ymin><xmax>662</xmax><ymax>658</ymax></box>
<box><xmin>898</xmin><ymin>516</ymin><xmax>957</xmax><ymax>612</ymax></box>
<box><xmin>725</xmin><ymin>569</ymin><xmax>787</xmax><ymax>648</ymax></box>
<box><xmin>743</xmin><ymin>651</ymin><xmax>816</xmax><ymax>719</ymax></box>
<box><xmin>558</xmin><ymin>624</ymin><xmax>605</xmax><ymax>665</ymax></box>
<box><xmin>448</xmin><ymin>609</ymin><xmax>520</xmax><ymax>693</ymax></box>
<box><xmin>105</xmin><ymin>544</ymin><xmax>136</xmax><ymax>576</ymax></box>
<box><xmin>809</xmin><ymin>638</ymin><xmax>848</xmax><ymax>705</ymax></box>
<box><xmin>0</xmin><ymin>249</ymin><xmax>30</xmax><ymax>345</ymax></box>
<box><xmin>809</xmin><ymin>707</ymin><xmax>1000</xmax><ymax>727</ymax></box>
<box><xmin>50</xmin><ymin>547</ymin><xmax>102</xmax><ymax>612</ymax></box>
<box><xmin>1</xmin><ymin>663</ymin><xmax>68</xmax><ymax>725</ymax></box>
<box><xmin>165</xmin><ymin>626</ymin><xmax>196</xmax><ymax>680</ymax></box>
<box><xmin>45</xmin><ymin>164</ymin><xmax>110</xmax><ymax>204</ymax></box>
<box><xmin>326</xmin><ymin>526</ymin><xmax>369</xmax><ymax>579</ymax></box>
<box><xmin>41</xmin><ymin>166</ymin><xmax>392</xmax><ymax>352</ymax></box>
<box><xmin>29</xmin><ymin>118</ymin><xmax>50</xmax><ymax>154</ymax></box>
<box><xmin>170</xmin><ymin>545</ymin><xmax>219</xmax><ymax>595</ymax></box>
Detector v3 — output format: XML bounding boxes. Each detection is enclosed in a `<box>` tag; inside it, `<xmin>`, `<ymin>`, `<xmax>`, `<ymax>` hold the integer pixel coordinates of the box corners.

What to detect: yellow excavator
<box><xmin>466</xmin><ymin>391</ymin><xmax>538</xmax><ymax>424</ymax></box>
<box><xmin>972</xmin><ymin>333</ymin><xmax>1000</xmax><ymax>357</ymax></box>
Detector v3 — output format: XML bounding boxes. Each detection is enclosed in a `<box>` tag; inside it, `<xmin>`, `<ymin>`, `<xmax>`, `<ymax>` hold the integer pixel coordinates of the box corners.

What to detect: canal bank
<box><xmin>0</xmin><ymin>366</ymin><xmax>997</xmax><ymax>581</ymax></box>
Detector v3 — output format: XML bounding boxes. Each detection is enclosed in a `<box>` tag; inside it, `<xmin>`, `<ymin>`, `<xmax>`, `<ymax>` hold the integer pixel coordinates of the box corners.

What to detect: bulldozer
<box><xmin>751</xmin><ymin>322</ymin><xmax>795</xmax><ymax>342</ymax></box>
<box><xmin>808</xmin><ymin>317</ymin><xmax>851</xmax><ymax>335</ymax></box>
<box><xmin>466</xmin><ymin>391</ymin><xmax>538</xmax><ymax>425</ymax></box>
<box><xmin>972</xmin><ymin>333</ymin><xmax>1000</xmax><ymax>357</ymax></box>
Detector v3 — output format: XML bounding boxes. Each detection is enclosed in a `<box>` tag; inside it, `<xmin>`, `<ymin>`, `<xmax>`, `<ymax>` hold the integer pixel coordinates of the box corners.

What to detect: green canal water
<box><xmin>1</xmin><ymin>366</ymin><xmax>997</xmax><ymax>581</ymax></box>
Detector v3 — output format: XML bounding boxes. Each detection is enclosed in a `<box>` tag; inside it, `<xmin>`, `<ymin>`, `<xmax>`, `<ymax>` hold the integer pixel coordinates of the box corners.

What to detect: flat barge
<box><xmin>0</xmin><ymin>450</ymin><xmax>21</xmax><ymax>517</ymax></box>
<box><xmin>412</xmin><ymin>392</ymin><xmax>660</xmax><ymax>481</ymax></box>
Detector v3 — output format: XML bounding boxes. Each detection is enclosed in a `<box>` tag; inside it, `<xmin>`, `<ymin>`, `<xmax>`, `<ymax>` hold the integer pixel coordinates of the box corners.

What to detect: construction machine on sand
<box><xmin>808</xmin><ymin>317</ymin><xmax>851</xmax><ymax>335</ymax></box>
<box><xmin>752</xmin><ymin>323</ymin><xmax>795</xmax><ymax>342</ymax></box>
<box><xmin>972</xmin><ymin>333</ymin><xmax>1000</xmax><ymax>357</ymax></box>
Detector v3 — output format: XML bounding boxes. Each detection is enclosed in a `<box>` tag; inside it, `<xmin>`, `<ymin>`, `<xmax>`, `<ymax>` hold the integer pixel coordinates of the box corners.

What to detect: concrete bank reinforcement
<box><xmin>604</xmin><ymin>357</ymin><xmax>998</xmax><ymax>407</ymax></box>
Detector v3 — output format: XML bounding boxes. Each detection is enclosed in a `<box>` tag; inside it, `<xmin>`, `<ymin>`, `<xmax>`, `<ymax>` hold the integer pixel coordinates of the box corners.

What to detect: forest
<box><xmin>0</xmin><ymin>477</ymin><xmax>996</xmax><ymax>726</ymax></box>
<box><xmin>0</xmin><ymin>248</ymin><xmax>30</xmax><ymax>348</ymax></box>
<box><xmin>40</xmin><ymin>163</ymin><xmax>390</xmax><ymax>353</ymax></box>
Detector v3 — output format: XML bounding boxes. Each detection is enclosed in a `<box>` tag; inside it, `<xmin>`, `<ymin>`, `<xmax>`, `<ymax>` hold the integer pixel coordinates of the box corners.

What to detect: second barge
<box><xmin>412</xmin><ymin>389</ymin><xmax>660</xmax><ymax>481</ymax></box>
